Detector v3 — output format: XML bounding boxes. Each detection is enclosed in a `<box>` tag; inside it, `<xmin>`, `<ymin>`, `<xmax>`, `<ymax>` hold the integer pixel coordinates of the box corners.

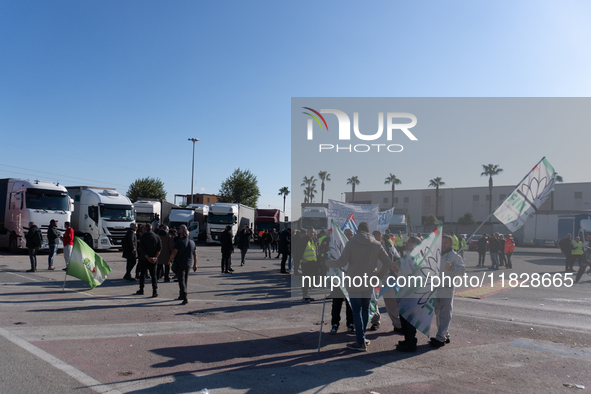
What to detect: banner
<box><xmin>397</xmin><ymin>224</ymin><xmax>442</xmax><ymax>336</ymax></box>
<box><xmin>377</xmin><ymin>208</ymin><xmax>394</xmax><ymax>233</ymax></box>
<box><xmin>66</xmin><ymin>237</ymin><xmax>112</xmax><ymax>289</ymax></box>
<box><xmin>328</xmin><ymin>200</ymin><xmax>380</xmax><ymax>231</ymax></box>
<box><xmin>493</xmin><ymin>157</ymin><xmax>557</xmax><ymax>232</ymax></box>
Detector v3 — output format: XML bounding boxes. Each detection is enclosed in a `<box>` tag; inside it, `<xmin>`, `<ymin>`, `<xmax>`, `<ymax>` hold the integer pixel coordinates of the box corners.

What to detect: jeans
<box><xmin>490</xmin><ymin>252</ymin><xmax>499</xmax><ymax>268</ymax></box>
<box><xmin>48</xmin><ymin>244</ymin><xmax>58</xmax><ymax>268</ymax></box>
<box><xmin>28</xmin><ymin>247</ymin><xmax>39</xmax><ymax>270</ymax></box>
<box><xmin>349</xmin><ymin>296</ymin><xmax>371</xmax><ymax>345</ymax></box>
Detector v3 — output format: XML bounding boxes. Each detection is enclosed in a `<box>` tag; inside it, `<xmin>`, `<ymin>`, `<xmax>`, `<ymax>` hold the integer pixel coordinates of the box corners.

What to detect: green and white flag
<box><xmin>66</xmin><ymin>237</ymin><xmax>111</xmax><ymax>289</ymax></box>
<box><xmin>397</xmin><ymin>224</ymin><xmax>442</xmax><ymax>336</ymax></box>
<box><xmin>493</xmin><ymin>157</ymin><xmax>557</xmax><ymax>232</ymax></box>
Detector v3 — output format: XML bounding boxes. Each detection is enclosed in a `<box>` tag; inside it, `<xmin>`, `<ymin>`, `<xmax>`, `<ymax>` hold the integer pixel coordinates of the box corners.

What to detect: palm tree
<box><xmin>318</xmin><ymin>171</ymin><xmax>331</xmax><ymax>203</ymax></box>
<box><xmin>384</xmin><ymin>173</ymin><xmax>402</xmax><ymax>208</ymax></box>
<box><xmin>278</xmin><ymin>187</ymin><xmax>289</xmax><ymax>212</ymax></box>
<box><xmin>301</xmin><ymin>176</ymin><xmax>316</xmax><ymax>203</ymax></box>
<box><xmin>308</xmin><ymin>184</ymin><xmax>318</xmax><ymax>203</ymax></box>
<box><xmin>481</xmin><ymin>164</ymin><xmax>503</xmax><ymax>222</ymax></box>
<box><xmin>550</xmin><ymin>174</ymin><xmax>563</xmax><ymax>210</ymax></box>
<box><xmin>347</xmin><ymin>176</ymin><xmax>360</xmax><ymax>203</ymax></box>
<box><xmin>428</xmin><ymin>177</ymin><xmax>445</xmax><ymax>219</ymax></box>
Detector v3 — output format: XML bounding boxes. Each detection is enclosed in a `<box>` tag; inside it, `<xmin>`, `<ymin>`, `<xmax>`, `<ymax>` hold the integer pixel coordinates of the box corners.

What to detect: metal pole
<box><xmin>188</xmin><ymin>138</ymin><xmax>199</xmax><ymax>205</ymax></box>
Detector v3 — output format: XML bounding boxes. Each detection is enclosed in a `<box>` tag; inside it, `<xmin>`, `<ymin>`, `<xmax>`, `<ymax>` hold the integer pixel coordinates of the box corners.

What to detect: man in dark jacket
<box><xmin>122</xmin><ymin>223</ymin><xmax>138</xmax><ymax>281</ymax></box>
<box><xmin>278</xmin><ymin>228</ymin><xmax>291</xmax><ymax>273</ymax></box>
<box><xmin>136</xmin><ymin>224</ymin><xmax>162</xmax><ymax>297</ymax></box>
<box><xmin>25</xmin><ymin>222</ymin><xmax>43</xmax><ymax>272</ymax></box>
<box><xmin>47</xmin><ymin>219</ymin><xmax>60</xmax><ymax>270</ymax></box>
<box><xmin>220</xmin><ymin>225</ymin><xmax>234</xmax><ymax>274</ymax></box>
<box><xmin>559</xmin><ymin>234</ymin><xmax>574</xmax><ymax>272</ymax></box>
<box><xmin>168</xmin><ymin>225</ymin><xmax>197</xmax><ymax>305</ymax></box>
<box><xmin>489</xmin><ymin>233</ymin><xmax>501</xmax><ymax>270</ymax></box>
<box><xmin>237</xmin><ymin>225</ymin><xmax>252</xmax><ymax>266</ymax></box>
<box><xmin>477</xmin><ymin>234</ymin><xmax>488</xmax><ymax>267</ymax></box>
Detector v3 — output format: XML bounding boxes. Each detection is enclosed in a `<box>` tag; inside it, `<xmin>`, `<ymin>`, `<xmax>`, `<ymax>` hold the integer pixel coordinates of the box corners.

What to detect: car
<box><xmin>468</xmin><ymin>234</ymin><xmax>485</xmax><ymax>251</ymax></box>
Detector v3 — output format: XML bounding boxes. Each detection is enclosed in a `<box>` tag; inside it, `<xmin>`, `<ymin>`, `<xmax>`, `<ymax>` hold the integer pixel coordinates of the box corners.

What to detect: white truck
<box><xmin>388</xmin><ymin>212</ymin><xmax>409</xmax><ymax>239</ymax></box>
<box><xmin>66</xmin><ymin>186</ymin><xmax>135</xmax><ymax>249</ymax></box>
<box><xmin>0</xmin><ymin>178</ymin><xmax>72</xmax><ymax>253</ymax></box>
<box><xmin>168</xmin><ymin>207</ymin><xmax>208</xmax><ymax>242</ymax></box>
<box><xmin>206</xmin><ymin>203</ymin><xmax>255</xmax><ymax>244</ymax></box>
<box><xmin>133</xmin><ymin>199</ymin><xmax>179</xmax><ymax>228</ymax></box>
<box><xmin>300</xmin><ymin>203</ymin><xmax>329</xmax><ymax>233</ymax></box>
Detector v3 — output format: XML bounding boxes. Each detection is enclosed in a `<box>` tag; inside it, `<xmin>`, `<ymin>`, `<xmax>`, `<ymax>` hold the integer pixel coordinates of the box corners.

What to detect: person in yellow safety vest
<box><xmin>458</xmin><ymin>234</ymin><xmax>467</xmax><ymax>258</ymax></box>
<box><xmin>394</xmin><ymin>231</ymin><xmax>404</xmax><ymax>255</ymax></box>
<box><xmin>317</xmin><ymin>230</ymin><xmax>330</xmax><ymax>262</ymax></box>
<box><xmin>572</xmin><ymin>236</ymin><xmax>585</xmax><ymax>272</ymax></box>
<box><xmin>300</xmin><ymin>228</ymin><xmax>319</xmax><ymax>303</ymax></box>
<box><xmin>450</xmin><ymin>232</ymin><xmax>459</xmax><ymax>252</ymax></box>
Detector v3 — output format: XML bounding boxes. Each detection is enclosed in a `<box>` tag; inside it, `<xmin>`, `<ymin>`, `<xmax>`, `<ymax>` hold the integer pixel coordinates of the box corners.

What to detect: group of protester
<box><xmin>236</xmin><ymin>225</ymin><xmax>291</xmax><ymax>273</ymax></box>
<box><xmin>475</xmin><ymin>233</ymin><xmax>515</xmax><ymax>269</ymax></box>
<box><xmin>559</xmin><ymin>233</ymin><xmax>591</xmax><ymax>283</ymax></box>
<box><xmin>293</xmin><ymin>224</ymin><xmax>466</xmax><ymax>352</ymax></box>
<box><xmin>24</xmin><ymin>220</ymin><xmax>74</xmax><ymax>272</ymax></box>
<box><xmin>122</xmin><ymin>222</ymin><xmax>197</xmax><ymax>304</ymax></box>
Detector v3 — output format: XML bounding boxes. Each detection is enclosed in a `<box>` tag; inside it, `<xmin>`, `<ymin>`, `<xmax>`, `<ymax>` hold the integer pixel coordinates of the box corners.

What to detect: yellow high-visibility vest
<box><xmin>452</xmin><ymin>235</ymin><xmax>459</xmax><ymax>251</ymax></box>
<box><xmin>303</xmin><ymin>240</ymin><xmax>318</xmax><ymax>261</ymax></box>
<box><xmin>573</xmin><ymin>240</ymin><xmax>584</xmax><ymax>255</ymax></box>
<box><xmin>394</xmin><ymin>235</ymin><xmax>403</xmax><ymax>247</ymax></box>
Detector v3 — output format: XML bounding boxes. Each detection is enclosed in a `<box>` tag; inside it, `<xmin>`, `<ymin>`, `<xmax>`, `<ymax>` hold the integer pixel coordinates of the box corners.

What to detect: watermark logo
<box><xmin>303</xmin><ymin>107</ymin><xmax>418</xmax><ymax>153</ymax></box>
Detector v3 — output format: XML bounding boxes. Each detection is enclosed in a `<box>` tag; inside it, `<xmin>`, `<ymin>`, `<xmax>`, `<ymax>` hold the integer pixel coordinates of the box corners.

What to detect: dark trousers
<box><xmin>565</xmin><ymin>254</ymin><xmax>574</xmax><ymax>270</ymax></box>
<box><xmin>506</xmin><ymin>252</ymin><xmax>513</xmax><ymax>268</ymax></box>
<box><xmin>280</xmin><ymin>253</ymin><xmax>290</xmax><ymax>272</ymax></box>
<box><xmin>400</xmin><ymin>315</ymin><xmax>417</xmax><ymax>343</ymax></box>
<box><xmin>301</xmin><ymin>261</ymin><xmax>318</xmax><ymax>297</ymax></box>
<box><xmin>28</xmin><ymin>247</ymin><xmax>39</xmax><ymax>270</ymax></box>
<box><xmin>177</xmin><ymin>267</ymin><xmax>190</xmax><ymax>300</ymax></box>
<box><xmin>478</xmin><ymin>252</ymin><xmax>486</xmax><ymax>266</ymax></box>
<box><xmin>331</xmin><ymin>297</ymin><xmax>353</xmax><ymax>327</ymax></box>
<box><xmin>125</xmin><ymin>257</ymin><xmax>137</xmax><ymax>279</ymax></box>
<box><xmin>221</xmin><ymin>252</ymin><xmax>232</xmax><ymax>273</ymax></box>
<box><xmin>157</xmin><ymin>264</ymin><xmax>170</xmax><ymax>280</ymax></box>
<box><xmin>139</xmin><ymin>260</ymin><xmax>157</xmax><ymax>293</ymax></box>
<box><xmin>240</xmin><ymin>248</ymin><xmax>247</xmax><ymax>265</ymax></box>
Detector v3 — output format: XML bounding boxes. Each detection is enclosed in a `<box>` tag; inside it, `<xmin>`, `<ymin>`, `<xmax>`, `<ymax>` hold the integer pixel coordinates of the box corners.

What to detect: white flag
<box><xmin>493</xmin><ymin>157</ymin><xmax>557</xmax><ymax>232</ymax></box>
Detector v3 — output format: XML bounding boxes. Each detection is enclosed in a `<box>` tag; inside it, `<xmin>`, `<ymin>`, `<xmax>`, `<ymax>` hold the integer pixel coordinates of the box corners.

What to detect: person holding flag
<box><xmin>396</xmin><ymin>235</ymin><xmax>422</xmax><ymax>352</ymax></box>
<box><xmin>325</xmin><ymin>222</ymin><xmax>393</xmax><ymax>352</ymax></box>
<box><xmin>430</xmin><ymin>234</ymin><xmax>465</xmax><ymax>348</ymax></box>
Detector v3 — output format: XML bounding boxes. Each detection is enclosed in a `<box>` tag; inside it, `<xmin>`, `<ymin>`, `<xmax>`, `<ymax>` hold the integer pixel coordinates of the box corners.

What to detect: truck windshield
<box><xmin>25</xmin><ymin>189</ymin><xmax>69</xmax><ymax>211</ymax></box>
<box><xmin>388</xmin><ymin>225</ymin><xmax>407</xmax><ymax>233</ymax></box>
<box><xmin>208</xmin><ymin>214</ymin><xmax>234</xmax><ymax>224</ymax></box>
<box><xmin>255</xmin><ymin>223</ymin><xmax>276</xmax><ymax>231</ymax></box>
<box><xmin>135</xmin><ymin>212</ymin><xmax>155</xmax><ymax>223</ymax></box>
<box><xmin>302</xmin><ymin>217</ymin><xmax>327</xmax><ymax>230</ymax></box>
<box><xmin>100</xmin><ymin>204</ymin><xmax>134</xmax><ymax>221</ymax></box>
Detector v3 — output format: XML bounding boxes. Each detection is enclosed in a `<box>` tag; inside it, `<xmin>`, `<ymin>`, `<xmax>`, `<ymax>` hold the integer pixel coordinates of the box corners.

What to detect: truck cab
<box><xmin>301</xmin><ymin>205</ymin><xmax>328</xmax><ymax>233</ymax></box>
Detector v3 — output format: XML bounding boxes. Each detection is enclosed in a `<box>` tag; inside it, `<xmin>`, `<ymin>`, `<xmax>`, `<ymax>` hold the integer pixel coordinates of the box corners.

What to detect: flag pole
<box><xmin>317</xmin><ymin>283</ymin><xmax>328</xmax><ymax>353</ymax></box>
<box><xmin>62</xmin><ymin>269</ymin><xmax>68</xmax><ymax>292</ymax></box>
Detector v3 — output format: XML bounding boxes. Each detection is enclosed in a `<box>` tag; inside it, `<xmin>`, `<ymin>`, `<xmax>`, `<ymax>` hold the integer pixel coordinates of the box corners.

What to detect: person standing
<box><xmin>168</xmin><ymin>225</ymin><xmax>197</xmax><ymax>305</ymax></box>
<box><xmin>271</xmin><ymin>228</ymin><xmax>279</xmax><ymax>254</ymax></box>
<box><xmin>136</xmin><ymin>224</ymin><xmax>162</xmax><ymax>297</ymax></box>
<box><xmin>47</xmin><ymin>219</ymin><xmax>59</xmax><ymax>270</ymax></box>
<box><xmin>489</xmin><ymin>233</ymin><xmax>501</xmax><ymax>270</ymax></box>
<box><xmin>299</xmin><ymin>228</ymin><xmax>320</xmax><ymax>303</ymax></box>
<box><xmin>326</xmin><ymin>222</ymin><xmax>393</xmax><ymax>352</ymax></box>
<box><xmin>122</xmin><ymin>223</ymin><xmax>138</xmax><ymax>281</ymax></box>
<box><xmin>505</xmin><ymin>236</ymin><xmax>515</xmax><ymax>269</ymax></box>
<box><xmin>477</xmin><ymin>234</ymin><xmax>488</xmax><ymax>267</ymax></box>
<box><xmin>330</xmin><ymin>228</ymin><xmax>354</xmax><ymax>334</ymax></box>
<box><xmin>396</xmin><ymin>236</ymin><xmax>422</xmax><ymax>352</ymax></box>
<box><xmin>430</xmin><ymin>234</ymin><xmax>466</xmax><ymax>348</ymax></box>
<box><xmin>575</xmin><ymin>235</ymin><xmax>591</xmax><ymax>283</ymax></box>
<box><xmin>157</xmin><ymin>225</ymin><xmax>175</xmax><ymax>282</ymax></box>
<box><xmin>278</xmin><ymin>228</ymin><xmax>291</xmax><ymax>273</ymax></box>
<box><xmin>220</xmin><ymin>225</ymin><xmax>234</xmax><ymax>274</ymax></box>
<box><xmin>25</xmin><ymin>222</ymin><xmax>43</xmax><ymax>272</ymax></box>
<box><xmin>571</xmin><ymin>236</ymin><xmax>585</xmax><ymax>274</ymax></box>
<box><xmin>237</xmin><ymin>225</ymin><xmax>252</xmax><ymax>266</ymax></box>
<box><xmin>559</xmin><ymin>234</ymin><xmax>574</xmax><ymax>272</ymax></box>
<box><xmin>62</xmin><ymin>221</ymin><xmax>74</xmax><ymax>270</ymax></box>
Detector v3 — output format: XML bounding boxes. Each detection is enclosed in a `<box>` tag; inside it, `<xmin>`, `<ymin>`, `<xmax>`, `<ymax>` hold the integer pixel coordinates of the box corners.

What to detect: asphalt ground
<box><xmin>1</xmin><ymin>244</ymin><xmax>590</xmax><ymax>393</ymax></box>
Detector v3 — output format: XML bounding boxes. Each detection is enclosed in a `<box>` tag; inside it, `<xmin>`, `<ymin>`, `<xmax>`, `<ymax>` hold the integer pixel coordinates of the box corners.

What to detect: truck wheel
<box><xmin>8</xmin><ymin>234</ymin><xmax>18</xmax><ymax>254</ymax></box>
<box><xmin>83</xmin><ymin>234</ymin><xmax>94</xmax><ymax>249</ymax></box>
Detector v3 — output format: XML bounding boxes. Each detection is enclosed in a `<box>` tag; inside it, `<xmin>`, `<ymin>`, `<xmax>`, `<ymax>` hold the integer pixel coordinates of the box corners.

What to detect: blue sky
<box><xmin>2</xmin><ymin>0</ymin><xmax>591</xmax><ymax>220</ymax></box>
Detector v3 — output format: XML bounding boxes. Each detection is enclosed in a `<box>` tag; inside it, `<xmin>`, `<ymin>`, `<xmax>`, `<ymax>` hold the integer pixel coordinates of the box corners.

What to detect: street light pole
<box><xmin>188</xmin><ymin>138</ymin><xmax>200</xmax><ymax>205</ymax></box>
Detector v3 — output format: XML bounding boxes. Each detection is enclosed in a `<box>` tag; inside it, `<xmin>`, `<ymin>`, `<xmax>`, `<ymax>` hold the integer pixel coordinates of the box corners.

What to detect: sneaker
<box><xmin>369</xmin><ymin>323</ymin><xmax>380</xmax><ymax>331</ymax></box>
<box><xmin>135</xmin><ymin>290</ymin><xmax>144</xmax><ymax>295</ymax></box>
<box><xmin>445</xmin><ymin>337</ymin><xmax>451</xmax><ymax>344</ymax></box>
<box><xmin>330</xmin><ymin>324</ymin><xmax>338</xmax><ymax>335</ymax></box>
<box><xmin>365</xmin><ymin>339</ymin><xmax>371</xmax><ymax>346</ymax></box>
<box><xmin>346</xmin><ymin>342</ymin><xmax>367</xmax><ymax>352</ymax></box>
<box><xmin>429</xmin><ymin>338</ymin><xmax>445</xmax><ymax>348</ymax></box>
<box><xmin>396</xmin><ymin>341</ymin><xmax>417</xmax><ymax>352</ymax></box>
<box><xmin>348</xmin><ymin>324</ymin><xmax>355</xmax><ymax>333</ymax></box>
<box><xmin>48</xmin><ymin>266</ymin><xmax>55</xmax><ymax>270</ymax></box>
<box><xmin>393</xmin><ymin>327</ymin><xmax>404</xmax><ymax>335</ymax></box>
